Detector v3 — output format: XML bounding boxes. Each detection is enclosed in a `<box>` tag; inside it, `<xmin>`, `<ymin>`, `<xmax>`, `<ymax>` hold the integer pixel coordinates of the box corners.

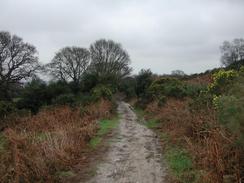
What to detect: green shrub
<box><xmin>239</xmin><ymin>66</ymin><xmax>244</xmax><ymax>73</ymax></box>
<box><xmin>92</xmin><ymin>85</ymin><xmax>113</xmax><ymax>100</ymax></box>
<box><xmin>16</xmin><ymin>78</ymin><xmax>49</xmax><ymax>114</ymax></box>
<box><xmin>76</xmin><ymin>94</ymin><xmax>96</xmax><ymax>106</ymax></box>
<box><xmin>119</xmin><ymin>77</ymin><xmax>137</xmax><ymax>99</ymax></box>
<box><xmin>226</xmin><ymin>59</ymin><xmax>244</xmax><ymax>71</ymax></box>
<box><xmin>208</xmin><ymin>69</ymin><xmax>238</xmax><ymax>95</ymax></box>
<box><xmin>189</xmin><ymin>90</ymin><xmax>213</xmax><ymax>111</ymax></box>
<box><xmin>46</xmin><ymin>81</ymin><xmax>72</xmax><ymax>99</ymax></box>
<box><xmin>135</xmin><ymin>69</ymin><xmax>153</xmax><ymax>97</ymax></box>
<box><xmin>52</xmin><ymin>94</ymin><xmax>76</xmax><ymax>105</ymax></box>
<box><xmin>165</xmin><ymin>83</ymin><xmax>186</xmax><ymax>98</ymax></box>
<box><xmin>210</xmin><ymin>73</ymin><xmax>244</xmax><ymax>149</ymax></box>
<box><xmin>148</xmin><ymin>78</ymin><xmax>166</xmax><ymax>98</ymax></box>
<box><xmin>184</xmin><ymin>84</ymin><xmax>207</xmax><ymax>97</ymax></box>
<box><xmin>0</xmin><ymin>101</ymin><xmax>16</xmax><ymax>119</ymax></box>
<box><xmin>135</xmin><ymin>95</ymin><xmax>153</xmax><ymax>109</ymax></box>
<box><xmin>214</xmin><ymin>95</ymin><xmax>239</xmax><ymax>126</ymax></box>
<box><xmin>148</xmin><ymin>77</ymin><xmax>186</xmax><ymax>99</ymax></box>
<box><xmin>214</xmin><ymin>95</ymin><xmax>244</xmax><ymax>148</ymax></box>
<box><xmin>81</xmin><ymin>73</ymin><xmax>98</xmax><ymax>92</ymax></box>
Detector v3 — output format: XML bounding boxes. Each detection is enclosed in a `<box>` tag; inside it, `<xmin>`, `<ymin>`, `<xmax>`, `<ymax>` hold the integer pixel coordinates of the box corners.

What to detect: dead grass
<box><xmin>143</xmin><ymin>98</ymin><xmax>242</xmax><ymax>183</ymax></box>
<box><xmin>0</xmin><ymin>99</ymin><xmax>112</xmax><ymax>183</ymax></box>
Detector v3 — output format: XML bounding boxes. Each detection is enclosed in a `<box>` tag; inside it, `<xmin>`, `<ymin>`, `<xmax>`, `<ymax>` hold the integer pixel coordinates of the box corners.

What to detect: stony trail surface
<box><xmin>86</xmin><ymin>101</ymin><xmax>166</xmax><ymax>183</ymax></box>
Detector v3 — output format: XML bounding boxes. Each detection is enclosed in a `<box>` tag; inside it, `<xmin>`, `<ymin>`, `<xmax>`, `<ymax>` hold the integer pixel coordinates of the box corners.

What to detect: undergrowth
<box><xmin>0</xmin><ymin>99</ymin><xmax>113</xmax><ymax>183</ymax></box>
<box><xmin>134</xmin><ymin>71</ymin><xmax>243</xmax><ymax>183</ymax></box>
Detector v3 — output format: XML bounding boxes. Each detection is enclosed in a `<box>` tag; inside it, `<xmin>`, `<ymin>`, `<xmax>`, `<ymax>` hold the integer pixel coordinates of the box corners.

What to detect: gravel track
<box><xmin>87</xmin><ymin>101</ymin><xmax>166</xmax><ymax>183</ymax></box>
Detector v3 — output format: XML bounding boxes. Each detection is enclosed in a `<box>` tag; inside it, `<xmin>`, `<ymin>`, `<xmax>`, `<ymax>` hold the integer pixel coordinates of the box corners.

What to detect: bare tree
<box><xmin>220</xmin><ymin>38</ymin><xmax>244</xmax><ymax>66</ymax></box>
<box><xmin>171</xmin><ymin>70</ymin><xmax>186</xmax><ymax>76</ymax></box>
<box><xmin>47</xmin><ymin>47</ymin><xmax>90</xmax><ymax>84</ymax></box>
<box><xmin>0</xmin><ymin>31</ymin><xmax>39</xmax><ymax>99</ymax></box>
<box><xmin>89</xmin><ymin>39</ymin><xmax>132</xmax><ymax>81</ymax></box>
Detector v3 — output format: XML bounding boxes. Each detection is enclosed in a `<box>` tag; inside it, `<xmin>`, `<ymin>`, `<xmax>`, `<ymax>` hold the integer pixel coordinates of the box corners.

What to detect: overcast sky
<box><xmin>1</xmin><ymin>0</ymin><xmax>244</xmax><ymax>74</ymax></box>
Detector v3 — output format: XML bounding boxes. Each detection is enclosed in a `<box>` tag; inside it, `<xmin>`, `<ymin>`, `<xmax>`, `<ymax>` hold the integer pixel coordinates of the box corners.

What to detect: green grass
<box><xmin>134</xmin><ymin>107</ymin><xmax>145</xmax><ymax>120</ymax></box>
<box><xmin>89</xmin><ymin>136</ymin><xmax>102</xmax><ymax>148</ymax></box>
<box><xmin>134</xmin><ymin>108</ymin><xmax>159</xmax><ymax>128</ymax></box>
<box><xmin>165</xmin><ymin>147</ymin><xmax>199</xmax><ymax>183</ymax></box>
<box><xmin>145</xmin><ymin>119</ymin><xmax>160</xmax><ymax>128</ymax></box>
<box><xmin>89</xmin><ymin>116</ymin><xmax>119</xmax><ymax>148</ymax></box>
<box><xmin>165</xmin><ymin>148</ymin><xmax>192</xmax><ymax>175</ymax></box>
<box><xmin>97</xmin><ymin>118</ymin><xmax>119</xmax><ymax>136</ymax></box>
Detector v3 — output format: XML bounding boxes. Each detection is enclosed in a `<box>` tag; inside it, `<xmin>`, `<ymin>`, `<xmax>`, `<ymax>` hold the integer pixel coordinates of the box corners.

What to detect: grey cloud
<box><xmin>0</xmin><ymin>0</ymin><xmax>243</xmax><ymax>74</ymax></box>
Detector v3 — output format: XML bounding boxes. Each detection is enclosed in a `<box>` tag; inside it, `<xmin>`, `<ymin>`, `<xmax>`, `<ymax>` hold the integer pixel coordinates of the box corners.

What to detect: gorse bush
<box><xmin>140</xmin><ymin>77</ymin><xmax>207</xmax><ymax>109</ymax></box>
<box><xmin>164</xmin><ymin>82</ymin><xmax>186</xmax><ymax>98</ymax></box>
<box><xmin>213</xmin><ymin>74</ymin><xmax>244</xmax><ymax>148</ymax></box>
<box><xmin>133</xmin><ymin>62</ymin><xmax>244</xmax><ymax>182</ymax></box>
<box><xmin>190</xmin><ymin>90</ymin><xmax>213</xmax><ymax>111</ymax></box>
<box><xmin>148</xmin><ymin>78</ymin><xmax>168</xmax><ymax>98</ymax></box>
<box><xmin>239</xmin><ymin>65</ymin><xmax>244</xmax><ymax>73</ymax></box>
<box><xmin>148</xmin><ymin>77</ymin><xmax>186</xmax><ymax>99</ymax></box>
<box><xmin>184</xmin><ymin>83</ymin><xmax>207</xmax><ymax>97</ymax></box>
<box><xmin>208</xmin><ymin>69</ymin><xmax>238</xmax><ymax>95</ymax></box>
<box><xmin>92</xmin><ymin>84</ymin><xmax>113</xmax><ymax>100</ymax></box>
<box><xmin>214</xmin><ymin>95</ymin><xmax>244</xmax><ymax>147</ymax></box>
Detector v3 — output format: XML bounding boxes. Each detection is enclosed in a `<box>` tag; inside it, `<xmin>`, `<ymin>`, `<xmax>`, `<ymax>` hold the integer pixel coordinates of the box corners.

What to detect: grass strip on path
<box><xmin>89</xmin><ymin>116</ymin><xmax>119</xmax><ymax>148</ymax></box>
<box><xmin>134</xmin><ymin>107</ymin><xmax>159</xmax><ymax>129</ymax></box>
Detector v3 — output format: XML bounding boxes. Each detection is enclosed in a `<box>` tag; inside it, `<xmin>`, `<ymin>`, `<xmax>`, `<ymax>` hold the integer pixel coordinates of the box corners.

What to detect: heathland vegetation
<box><xmin>131</xmin><ymin>39</ymin><xmax>244</xmax><ymax>183</ymax></box>
<box><xmin>0</xmin><ymin>31</ymin><xmax>128</xmax><ymax>182</ymax></box>
<box><xmin>0</xmin><ymin>31</ymin><xmax>243</xmax><ymax>182</ymax></box>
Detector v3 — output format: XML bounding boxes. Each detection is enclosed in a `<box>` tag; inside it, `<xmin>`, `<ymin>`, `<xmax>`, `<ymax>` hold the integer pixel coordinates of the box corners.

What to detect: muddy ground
<box><xmin>86</xmin><ymin>101</ymin><xmax>166</xmax><ymax>183</ymax></box>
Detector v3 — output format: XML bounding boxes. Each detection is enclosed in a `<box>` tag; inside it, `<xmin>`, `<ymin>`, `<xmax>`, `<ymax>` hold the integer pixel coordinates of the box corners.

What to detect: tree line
<box><xmin>0</xmin><ymin>31</ymin><xmax>133</xmax><ymax>114</ymax></box>
<box><xmin>0</xmin><ymin>31</ymin><xmax>131</xmax><ymax>102</ymax></box>
<box><xmin>1</xmin><ymin>30</ymin><xmax>243</xmax><ymax>114</ymax></box>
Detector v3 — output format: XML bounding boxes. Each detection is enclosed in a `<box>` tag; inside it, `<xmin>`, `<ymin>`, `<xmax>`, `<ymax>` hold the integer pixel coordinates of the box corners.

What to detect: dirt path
<box><xmin>87</xmin><ymin>101</ymin><xmax>166</xmax><ymax>183</ymax></box>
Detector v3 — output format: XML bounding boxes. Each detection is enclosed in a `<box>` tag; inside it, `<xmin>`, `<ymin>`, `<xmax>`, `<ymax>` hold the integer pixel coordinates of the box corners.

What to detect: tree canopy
<box><xmin>47</xmin><ymin>46</ymin><xmax>90</xmax><ymax>84</ymax></box>
<box><xmin>220</xmin><ymin>38</ymin><xmax>244</xmax><ymax>66</ymax></box>
<box><xmin>0</xmin><ymin>31</ymin><xmax>39</xmax><ymax>99</ymax></box>
<box><xmin>171</xmin><ymin>70</ymin><xmax>186</xmax><ymax>77</ymax></box>
<box><xmin>89</xmin><ymin>39</ymin><xmax>132</xmax><ymax>82</ymax></box>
